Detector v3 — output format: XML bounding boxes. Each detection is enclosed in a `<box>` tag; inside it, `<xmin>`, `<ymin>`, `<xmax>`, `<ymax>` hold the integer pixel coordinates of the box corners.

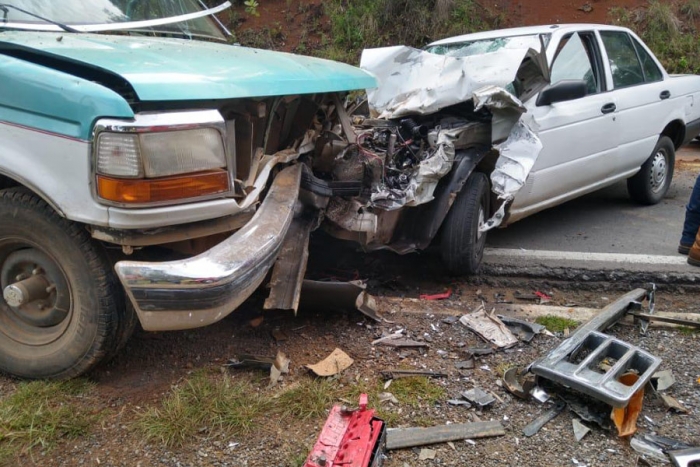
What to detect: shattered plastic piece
<box><xmin>269</xmin><ymin>352</ymin><xmax>291</xmax><ymax>386</ymax></box>
<box><xmin>498</xmin><ymin>315</ymin><xmax>546</xmax><ymax>343</ymax></box>
<box><xmin>572</xmin><ymin>419</ymin><xmax>590</xmax><ymax>442</ymax></box>
<box><xmin>448</xmin><ymin>399</ymin><xmax>472</xmax><ymax>407</ymax></box>
<box><xmin>462</xmin><ymin>388</ymin><xmax>496</xmax><ymax>408</ymax></box>
<box><xmin>378</xmin><ymin>392</ymin><xmax>400</xmax><ymax>405</ymax></box>
<box><xmin>420</xmin><ymin>288</ymin><xmax>453</xmax><ymax>300</ymax></box>
<box><xmin>669</xmin><ymin>447</ymin><xmax>700</xmax><ymax>467</ymax></box>
<box><xmin>455</xmin><ymin>360</ymin><xmax>475</xmax><ymax>370</ymax></box>
<box><xmin>372</xmin><ymin>330</ymin><xmax>405</xmax><ymax>345</ymax></box>
<box><xmin>460</xmin><ymin>305</ymin><xmax>518</xmax><ymax>349</ymax></box>
<box><xmin>503</xmin><ymin>367</ymin><xmax>536</xmax><ymax>399</ymax></box>
<box><xmin>560</xmin><ymin>393</ymin><xmax>614</xmax><ymax>431</ymax></box>
<box><xmin>441</xmin><ymin>315</ymin><xmax>460</xmax><ymax>325</ymax></box>
<box><xmin>611</xmin><ymin>372</ymin><xmax>645</xmax><ymax>437</ymax></box>
<box><xmin>651</xmin><ymin>370</ymin><xmax>676</xmax><ymax>392</ymax></box>
<box><xmin>643</xmin><ymin>434</ymin><xmax>691</xmax><ymax>451</ymax></box>
<box><xmin>630</xmin><ymin>436</ymin><xmax>671</xmax><ymax>464</ymax></box>
<box><xmin>418</xmin><ymin>449</ymin><xmax>436</xmax><ymax>460</ymax></box>
<box><xmin>385</xmin><ymin>421</ymin><xmax>505</xmax><ymax>450</ymax></box>
<box><xmin>522</xmin><ymin>401</ymin><xmax>565</xmax><ymax>437</ymax></box>
<box><xmin>659</xmin><ymin>393</ymin><xmax>689</xmax><ymax>413</ymax></box>
<box><xmin>535</xmin><ymin>291</ymin><xmax>552</xmax><ymax>301</ymax></box>
<box><xmin>466</xmin><ymin>347</ymin><xmax>495</xmax><ymax>357</ymax></box>
<box><xmin>304</xmin><ymin>394</ymin><xmax>386</xmax><ymax>467</ymax></box>
<box><xmin>307</xmin><ymin>348</ymin><xmax>354</xmax><ymax>377</ymax></box>
<box><xmin>530</xmin><ymin>387</ymin><xmax>551</xmax><ymax>404</ymax></box>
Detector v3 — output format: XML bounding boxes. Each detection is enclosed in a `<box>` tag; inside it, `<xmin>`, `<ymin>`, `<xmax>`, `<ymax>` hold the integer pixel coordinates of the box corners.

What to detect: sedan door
<box><xmin>598</xmin><ymin>30</ymin><xmax>676</xmax><ymax>175</ymax></box>
<box><xmin>509</xmin><ymin>31</ymin><xmax>619</xmax><ymax>221</ymax></box>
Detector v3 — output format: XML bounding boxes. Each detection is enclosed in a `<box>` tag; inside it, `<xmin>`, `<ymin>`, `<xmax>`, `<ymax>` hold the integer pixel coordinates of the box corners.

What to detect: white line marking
<box><xmin>484</xmin><ymin>248</ymin><xmax>689</xmax><ymax>265</ymax></box>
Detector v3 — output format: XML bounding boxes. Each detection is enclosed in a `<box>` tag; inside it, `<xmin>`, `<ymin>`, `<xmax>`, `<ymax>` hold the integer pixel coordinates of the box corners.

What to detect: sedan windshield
<box><xmin>426</xmin><ymin>34</ymin><xmax>549</xmax><ymax>57</ymax></box>
<box><xmin>0</xmin><ymin>0</ymin><xmax>229</xmax><ymax>40</ymax></box>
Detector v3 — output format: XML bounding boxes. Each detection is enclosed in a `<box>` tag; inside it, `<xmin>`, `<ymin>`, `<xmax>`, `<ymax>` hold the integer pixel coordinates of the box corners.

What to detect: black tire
<box><xmin>105</xmin><ymin>298</ymin><xmax>138</xmax><ymax>361</ymax></box>
<box><xmin>627</xmin><ymin>136</ymin><xmax>675</xmax><ymax>205</ymax></box>
<box><xmin>440</xmin><ymin>172</ymin><xmax>490</xmax><ymax>275</ymax></box>
<box><xmin>0</xmin><ymin>188</ymin><xmax>119</xmax><ymax>379</ymax></box>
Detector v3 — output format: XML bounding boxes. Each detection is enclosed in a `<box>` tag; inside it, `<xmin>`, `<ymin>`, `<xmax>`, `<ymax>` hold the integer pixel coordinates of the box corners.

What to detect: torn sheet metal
<box><xmin>298</xmin><ymin>280</ymin><xmax>384</xmax><ymax>322</ymax></box>
<box><xmin>459</xmin><ymin>305</ymin><xmax>518</xmax><ymax>349</ymax></box>
<box><xmin>482</xmin><ymin>119</ymin><xmax>543</xmax><ymax>231</ymax></box>
<box><xmin>360</xmin><ymin>45</ymin><xmax>544</xmax><ymax>119</ymax></box>
<box><xmin>522</xmin><ymin>401</ymin><xmax>565</xmax><ymax>437</ymax></box>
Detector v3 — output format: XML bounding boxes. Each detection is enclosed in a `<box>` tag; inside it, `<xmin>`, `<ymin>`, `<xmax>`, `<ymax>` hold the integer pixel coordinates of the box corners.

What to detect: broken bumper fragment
<box><xmin>114</xmin><ymin>164</ymin><xmax>302</xmax><ymax>331</ymax></box>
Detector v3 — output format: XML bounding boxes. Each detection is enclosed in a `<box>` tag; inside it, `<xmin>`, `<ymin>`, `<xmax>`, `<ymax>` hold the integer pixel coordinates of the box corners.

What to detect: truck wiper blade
<box><xmin>0</xmin><ymin>4</ymin><xmax>81</xmax><ymax>33</ymax></box>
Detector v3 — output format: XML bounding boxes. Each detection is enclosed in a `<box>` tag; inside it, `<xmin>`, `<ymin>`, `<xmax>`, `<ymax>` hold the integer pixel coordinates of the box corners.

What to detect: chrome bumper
<box><xmin>114</xmin><ymin>164</ymin><xmax>302</xmax><ymax>331</ymax></box>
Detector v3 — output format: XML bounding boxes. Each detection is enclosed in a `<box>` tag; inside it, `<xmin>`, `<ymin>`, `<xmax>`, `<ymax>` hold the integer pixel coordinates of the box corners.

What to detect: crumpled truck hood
<box><xmin>0</xmin><ymin>31</ymin><xmax>377</xmax><ymax>101</ymax></box>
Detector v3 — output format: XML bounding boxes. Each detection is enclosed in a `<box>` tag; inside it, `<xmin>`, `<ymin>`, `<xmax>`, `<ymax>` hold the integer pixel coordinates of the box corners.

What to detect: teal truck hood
<box><xmin>0</xmin><ymin>31</ymin><xmax>376</xmax><ymax>101</ymax></box>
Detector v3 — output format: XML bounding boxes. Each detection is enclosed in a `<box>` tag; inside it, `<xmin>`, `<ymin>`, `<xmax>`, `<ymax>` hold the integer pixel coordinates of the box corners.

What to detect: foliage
<box><xmin>535</xmin><ymin>315</ymin><xmax>580</xmax><ymax>333</ymax></box>
<box><xmin>320</xmin><ymin>0</ymin><xmax>504</xmax><ymax>62</ymax></box>
<box><xmin>609</xmin><ymin>1</ymin><xmax>700</xmax><ymax>74</ymax></box>
<box><xmin>244</xmin><ymin>0</ymin><xmax>260</xmax><ymax>17</ymax></box>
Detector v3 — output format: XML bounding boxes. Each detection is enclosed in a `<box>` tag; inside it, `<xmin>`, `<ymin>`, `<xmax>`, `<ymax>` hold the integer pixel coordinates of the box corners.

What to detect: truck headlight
<box><xmin>93</xmin><ymin>111</ymin><xmax>231</xmax><ymax>205</ymax></box>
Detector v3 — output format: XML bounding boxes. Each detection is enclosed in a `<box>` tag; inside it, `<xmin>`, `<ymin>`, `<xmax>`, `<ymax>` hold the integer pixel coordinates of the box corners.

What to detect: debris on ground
<box><xmin>610</xmin><ymin>372</ymin><xmax>644</xmax><ymax>437</ymax></box>
<box><xmin>462</xmin><ymin>388</ymin><xmax>496</xmax><ymax>408</ymax></box>
<box><xmin>380</xmin><ymin>369</ymin><xmax>447</xmax><ymax>379</ymax></box>
<box><xmin>378</xmin><ymin>392</ymin><xmax>400</xmax><ymax>405</ymax></box>
<box><xmin>668</xmin><ymin>447</ymin><xmax>700</xmax><ymax>466</ymax></box>
<box><xmin>572</xmin><ymin>418</ymin><xmax>590</xmax><ymax>442</ymax></box>
<box><xmin>306</xmin><ymin>348</ymin><xmax>354</xmax><ymax>377</ymax></box>
<box><xmin>304</xmin><ymin>394</ymin><xmax>385</xmax><ymax>467</ymax></box>
<box><xmin>498</xmin><ymin>315</ymin><xmax>547</xmax><ymax>343</ymax></box>
<box><xmin>630</xmin><ymin>435</ymin><xmax>672</xmax><ymax>464</ymax></box>
<box><xmin>522</xmin><ymin>401</ymin><xmax>565</xmax><ymax>437</ymax></box>
<box><xmin>531</xmin><ymin>288</ymin><xmax>660</xmax><ymax>407</ymax></box>
<box><xmin>418</xmin><ymin>448</ymin><xmax>436</xmax><ymax>460</ymax></box>
<box><xmin>659</xmin><ymin>393</ymin><xmax>689</xmax><ymax>413</ymax></box>
<box><xmin>459</xmin><ymin>305</ymin><xmax>518</xmax><ymax>349</ymax></box>
<box><xmin>385</xmin><ymin>421</ymin><xmax>505</xmax><ymax>450</ymax></box>
<box><xmin>226</xmin><ymin>351</ymin><xmax>290</xmax><ymax>386</ymax></box>
<box><xmin>651</xmin><ymin>369</ymin><xmax>676</xmax><ymax>392</ymax></box>
<box><xmin>419</xmin><ymin>288</ymin><xmax>452</xmax><ymax>301</ymax></box>
<box><xmin>502</xmin><ymin>366</ymin><xmax>536</xmax><ymax>400</ymax></box>
<box><xmin>300</xmin><ymin>280</ymin><xmax>384</xmax><ymax>322</ymax></box>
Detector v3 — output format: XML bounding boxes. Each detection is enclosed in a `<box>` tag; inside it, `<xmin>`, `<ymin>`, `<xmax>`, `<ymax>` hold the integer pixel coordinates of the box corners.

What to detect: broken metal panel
<box><xmin>522</xmin><ymin>401</ymin><xmax>565</xmax><ymax>437</ymax></box>
<box><xmin>263</xmin><ymin>213</ymin><xmax>317</xmax><ymax>313</ymax></box>
<box><xmin>530</xmin><ymin>288</ymin><xmax>662</xmax><ymax>408</ymax></box>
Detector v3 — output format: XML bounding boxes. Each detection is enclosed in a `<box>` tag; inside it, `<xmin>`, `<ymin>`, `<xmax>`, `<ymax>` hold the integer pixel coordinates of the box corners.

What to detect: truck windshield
<box><xmin>426</xmin><ymin>34</ymin><xmax>549</xmax><ymax>57</ymax></box>
<box><xmin>0</xmin><ymin>0</ymin><xmax>229</xmax><ymax>41</ymax></box>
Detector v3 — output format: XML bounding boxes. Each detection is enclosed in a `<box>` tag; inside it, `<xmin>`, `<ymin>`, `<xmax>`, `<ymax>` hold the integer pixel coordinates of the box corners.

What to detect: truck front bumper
<box><xmin>114</xmin><ymin>164</ymin><xmax>302</xmax><ymax>331</ymax></box>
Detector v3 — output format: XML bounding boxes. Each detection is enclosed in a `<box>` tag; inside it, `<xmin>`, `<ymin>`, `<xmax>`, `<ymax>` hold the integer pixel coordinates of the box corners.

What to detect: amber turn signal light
<box><xmin>97</xmin><ymin>170</ymin><xmax>230</xmax><ymax>204</ymax></box>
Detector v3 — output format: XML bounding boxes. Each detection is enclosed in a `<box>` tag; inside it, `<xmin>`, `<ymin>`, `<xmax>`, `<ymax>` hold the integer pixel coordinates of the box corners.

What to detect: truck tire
<box><xmin>0</xmin><ymin>188</ymin><xmax>119</xmax><ymax>379</ymax></box>
<box><xmin>440</xmin><ymin>172</ymin><xmax>490</xmax><ymax>275</ymax></box>
<box><xmin>627</xmin><ymin>136</ymin><xmax>675</xmax><ymax>205</ymax></box>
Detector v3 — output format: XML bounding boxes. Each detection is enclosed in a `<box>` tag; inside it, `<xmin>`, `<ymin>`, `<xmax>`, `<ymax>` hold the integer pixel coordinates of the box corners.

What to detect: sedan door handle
<box><xmin>601</xmin><ymin>103</ymin><xmax>616</xmax><ymax>114</ymax></box>
<box><xmin>660</xmin><ymin>90</ymin><xmax>671</xmax><ymax>100</ymax></box>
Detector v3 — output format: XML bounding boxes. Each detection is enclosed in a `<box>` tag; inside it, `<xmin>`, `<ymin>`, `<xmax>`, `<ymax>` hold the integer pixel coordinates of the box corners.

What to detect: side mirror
<box><xmin>536</xmin><ymin>79</ymin><xmax>588</xmax><ymax>106</ymax></box>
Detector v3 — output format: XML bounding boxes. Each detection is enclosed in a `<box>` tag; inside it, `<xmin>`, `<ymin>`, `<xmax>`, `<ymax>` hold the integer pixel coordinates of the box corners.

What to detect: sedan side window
<box><xmin>550</xmin><ymin>33</ymin><xmax>601</xmax><ymax>95</ymax></box>
<box><xmin>600</xmin><ymin>31</ymin><xmax>645</xmax><ymax>88</ymax></box>
<box><xmin>631</xmin><ymin>37</ymin><xmax>663</xmax><ymax>82</ymax></box>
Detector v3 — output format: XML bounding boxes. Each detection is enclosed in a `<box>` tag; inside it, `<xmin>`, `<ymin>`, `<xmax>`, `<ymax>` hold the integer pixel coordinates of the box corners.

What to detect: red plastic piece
<box><xmin>534</xmin><ymin>291</ymin><xmax>552</xmax><ymax>300</ymax></box>
<box><xmin>304</xmin><ymin>394</ymin><xmax>385</xmax><ymax>467</ymax></box>
<box><xmin>419</xmin><ymin>288</ymin><xmax>452</xmax><ymax>300</ymax></box>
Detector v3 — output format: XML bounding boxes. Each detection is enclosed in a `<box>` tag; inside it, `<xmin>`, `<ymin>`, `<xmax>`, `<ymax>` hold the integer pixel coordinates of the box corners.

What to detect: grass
<box><xmin>681</xmin><ymin>0</ymin><xmax>700</xmax><ymax>21</ymax></box>
<box><xmin>0</xmin><ymin>379</ymin><xmax>97</xmax><ymax>463</ymax></box>
<box><xmin>535</xmin><ymin>315</ymin><xmax>580</xmax><ymax>333</ymax></box>
<box><xmin>137</xmin><ymin>371</ymin><xmax>448</xmax><ymax>448</ymax></box>
<box><xmin>136</xmin><ymin>370</ymin><xmax>270</xmax><ymax>447</ymax></box>
<box><xmin>678</xmin><ymin>326</ymin><xmax>700</xmax><ymax>335</ymax></box>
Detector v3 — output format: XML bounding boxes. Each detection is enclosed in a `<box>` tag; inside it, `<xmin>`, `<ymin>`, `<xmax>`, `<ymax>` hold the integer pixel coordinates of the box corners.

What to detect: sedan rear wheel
<box><xmin>627</xmin><ymin>136</ymin><xmax>675</xmax><ymax>205</ymax></box>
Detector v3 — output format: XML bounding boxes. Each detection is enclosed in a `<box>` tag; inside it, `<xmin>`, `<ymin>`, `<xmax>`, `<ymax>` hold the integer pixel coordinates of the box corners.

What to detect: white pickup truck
<box><xmin>1</xmin><ymin>8</ymin><xmax>699</xmax><ymax>379</ymax></box>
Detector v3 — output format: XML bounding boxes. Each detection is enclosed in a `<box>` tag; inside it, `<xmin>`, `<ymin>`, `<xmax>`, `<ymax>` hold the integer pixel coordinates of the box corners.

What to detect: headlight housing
<box><xmin>93</xmin><ymin>110</ymin><xmax>232</xmax><ymax>206</ymax></box>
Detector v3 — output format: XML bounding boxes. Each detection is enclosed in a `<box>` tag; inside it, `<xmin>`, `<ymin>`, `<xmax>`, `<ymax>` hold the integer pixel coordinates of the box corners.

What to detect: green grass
<box><xmin>678</xmin><ymin>326</ymin><xmax>700</xmax><ymax>335</ymax></box>
<box><xmin>0</xmin><ymin>379</ymin><xmax>97</xmax><ymax>463</ymax></box>
<box><xmin>137</xmin><ymin>371</ymin><xmax>448</xmax><ymax>448</ymax></box>
<box><xmin>535</xmin><ymin>315</ymin><xmax>580</xmax><ymax>333</ymax></box>
<box><xmin>136</xmin><ymin>371</ymin><xmax>270</xmax><ymax>447</ymax></box>
<box><xmin>681</xmin><ymin>0</ymin><xmax>700</xmax><ymax>21</ymax></box>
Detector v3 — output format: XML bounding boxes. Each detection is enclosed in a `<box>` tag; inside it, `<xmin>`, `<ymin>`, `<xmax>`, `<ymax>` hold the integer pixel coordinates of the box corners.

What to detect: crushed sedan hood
<box><xmin>0</xmin><ymin>31</ymin><xmax>377</xmax><ymax>101</ymax></box>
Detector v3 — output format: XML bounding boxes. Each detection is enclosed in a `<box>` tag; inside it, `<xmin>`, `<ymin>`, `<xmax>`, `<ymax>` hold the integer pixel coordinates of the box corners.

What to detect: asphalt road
<box><xmin>484</xmin><ymin>144</ymin><xmax>700</xmax><ymax>276</ymax></box>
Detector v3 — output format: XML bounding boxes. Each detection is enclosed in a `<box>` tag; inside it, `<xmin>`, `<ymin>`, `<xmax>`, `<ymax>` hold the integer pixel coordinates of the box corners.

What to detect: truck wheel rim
<box><xmin>0</xmin><ymin>241</ymin><xmax>72</xmax><ymax>346</ymax></box>
<box><xmin>650</xmin><ymin>150</ymin><xmax>668</xmax><ymax>194</ymax></box>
